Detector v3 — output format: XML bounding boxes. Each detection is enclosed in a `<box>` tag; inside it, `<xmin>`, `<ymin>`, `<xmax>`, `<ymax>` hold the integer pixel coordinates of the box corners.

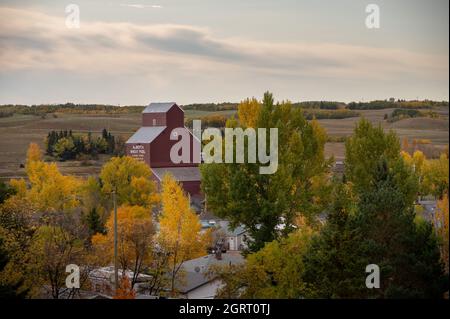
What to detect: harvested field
<box><xmin>0</xmin><ymin>107</ymin><xmax>448</xmax><ymax>179</ymax></box>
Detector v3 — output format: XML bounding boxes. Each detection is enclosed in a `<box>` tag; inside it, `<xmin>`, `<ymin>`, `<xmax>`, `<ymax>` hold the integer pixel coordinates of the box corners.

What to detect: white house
<box><xmin>175</xmin><ymin>252</ymin><xmax>245</xmax><ymax>299</ymax></box>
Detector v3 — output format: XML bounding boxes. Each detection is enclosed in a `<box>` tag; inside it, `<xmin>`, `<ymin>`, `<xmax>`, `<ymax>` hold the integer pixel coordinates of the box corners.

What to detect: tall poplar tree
<box><xmin>201</xmin><ymin>92</ymin><xmax>331</xmax><ymax>252</ymax></box>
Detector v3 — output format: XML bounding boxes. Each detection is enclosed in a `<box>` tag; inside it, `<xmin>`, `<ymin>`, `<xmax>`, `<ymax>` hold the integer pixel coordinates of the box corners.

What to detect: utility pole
<box><xmin>112</xmin><ymin>189</ymin><xmax>119</xmax><ymax>291</ymax></box>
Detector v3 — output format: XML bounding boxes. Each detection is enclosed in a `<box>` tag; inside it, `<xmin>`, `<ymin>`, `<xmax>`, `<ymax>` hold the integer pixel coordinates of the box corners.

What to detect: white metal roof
<box><xmin>142</xmin><ymin>102</ymin><xmax>182</xmax><ymax>113</ymax></box>
<box><xmin>126</xmin><ymin>126</ymin><xmax>166</xmax><ymax>144</ymax></box>
<box><xmin>152</xmin><ymin>166</ymin><xmax>201</xmax><ymax>182</ymax></box>
<box><xmin>176</xmin><ymin>252</ymin><xmax>245</xmax><ymax>293</ymax></box>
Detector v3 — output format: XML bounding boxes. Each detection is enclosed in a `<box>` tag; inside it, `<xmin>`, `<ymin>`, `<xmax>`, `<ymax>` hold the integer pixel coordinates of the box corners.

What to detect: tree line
<box><xmin>385</xmin><ymin>108</ymin><xmax>440</xmax><ymax>123</ymax></box>
<box><xmin>0</xmin><ymin>103</ymin><xmax>145</xmax><ymax>115</ymax></box>
<box><xmin>1</xmin><ymin>99</ymin><xmax>447</xmax><ymax>117</ymax></box>
<box><xmin>348</xmin><ymin>99</ymin><xmax>448</xmax><ymax>110</ymax></box>
<box><xmin>182</xmin><ymin>102</ymin><xmax>238</xmax><ymax>111</ymax></box>
<box><xmin>45</xmin><ymin>128</ymin><xmax>125</xmax><ymax>161</ymax></box>
<box><xmin>184</xmin><ymin>102</ymin><xmax>359</xmax><ymax>129</ymax></box>
<box><xmin>302</xmin><ymin>108</ymin><xmax>359</xmax><ymax>120</ymax></box>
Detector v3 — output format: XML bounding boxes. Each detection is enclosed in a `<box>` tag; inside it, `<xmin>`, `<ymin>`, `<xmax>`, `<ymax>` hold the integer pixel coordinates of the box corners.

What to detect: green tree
<box><xmin>80</xmin><ymin>176</ymin><xmax>107</xmax><ymax>225</ymax></box>
<box><xmin>345</xmin><ymin>118</ymin><xmax>402</xmax><ymax>196</ymax></box>
<box><xmin>0</xmin><ymin>181</ymin><xmax>15</xmax><ymax>205</ymax></box>
<box><xmin>303</xmin><ymin>159</ymin><xmax>447</xmax><ymax>298</ymax></box>
<box><xmin>84</xmin><ymin>207</ymin><xmax>105</xmax><ymax>237</ymax></box>
<box><xmin>201</xmin><ymin>92</ymin><xmax>331</xmax><ymax>252</ymax></box>
<box><xmin>302</xmin><ymin>182</ymin><xmax>362</xmax><ymax>298</ymax></box>
<box><xmin>54</xmin><ymin>137</ymin><xmax>76</xmax><ymax>160</ymax></box>
<box><xmin>211</xmin><ymin>226</ymin><xmax>315</xmax><ymax>298</ymax></box>
<box><xmin>355</xmin><ymin>160</ymin><xmax>446</xmax><ymax>298</ymax></box>
<box><xmin>95</xmin><ymin>137</ymin><xmax>108</xmax><ymax>154</ymax></box>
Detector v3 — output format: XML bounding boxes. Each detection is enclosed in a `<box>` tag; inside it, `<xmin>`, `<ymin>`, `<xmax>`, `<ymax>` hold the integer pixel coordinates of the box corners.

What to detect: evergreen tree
<box><xmin>73</xmin><ymin>135</ymin><xmax>85</xmax><ymax>155</ymax></box>
<box><xmin>84</xmin><ymin>207</ymin><xmax>105</xmax><ymax>236</ymax></box>
<box><xmin>303</xmin><ymin>159</ymin><xmax>447</xmax><ymax>298</ymax></box>
<box><xmin>302</xmin><ymin>182</ymin><xmax>364</xmax><ymax>298</ymax></box>
<box><xmin>46</xmin><ymin>132</ymin><xmax>52</xmax><ymax>155</ymax></box>
<box><xmin>354</xmin><ymin>159</ymin><xmax>446</xmax><ymax>298</ymax></box>
<box><xmin>304</xmin><ymin>120</ymin><xmax>446</xmax><ymax>298</ymax></box>
<box><xmin>0</xmin><ymin>181</ymin><xmax>15</xmax><ymax>205</ymax></box>
<box><xmin>46</xmin><ymin>131</ymin><xmax>57</xmax><ymax>156</ymax></box>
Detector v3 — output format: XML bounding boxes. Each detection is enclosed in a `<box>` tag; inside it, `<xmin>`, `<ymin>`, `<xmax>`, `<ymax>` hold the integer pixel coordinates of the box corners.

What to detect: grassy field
<box><xmin>0</xmin><ymin>107</ymin><xmax>448</xmax><ymax>180</ymax></box>
<box><xmin>320</xmin><ymin>108</ymin><xmax>449</xmax><ymax>159</ymax></box>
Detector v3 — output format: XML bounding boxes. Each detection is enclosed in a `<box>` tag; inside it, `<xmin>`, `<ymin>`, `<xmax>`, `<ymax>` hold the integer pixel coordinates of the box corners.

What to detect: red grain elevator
<box><xmin>125</xmin><ymin>102</ymin><xmax>201</xmax><ymax>198</ymax></box>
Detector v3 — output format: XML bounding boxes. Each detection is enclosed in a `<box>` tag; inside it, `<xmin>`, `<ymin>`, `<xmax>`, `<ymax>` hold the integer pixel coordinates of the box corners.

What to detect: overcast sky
<box><xmin>0</xmin><ymin>0</ymin><xmax>448</xmax><ymax>105</ymax></box>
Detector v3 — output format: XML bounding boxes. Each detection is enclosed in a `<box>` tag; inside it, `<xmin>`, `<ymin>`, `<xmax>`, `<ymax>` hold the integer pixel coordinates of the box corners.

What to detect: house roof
<box><xmin>126</xmin><ymin>126</ymin><xmax>166</xmax><ymax>144</ymax></box>
<box><xmin>89</xmin><ymin>266</ymin><xmax>152</xmax><ymax>282</ymax></box>
<box><xmin>142</xmin><ymin>102</ymin><xmax>182</xmax><ymax>113</ymax></box>
<box><xmin>182</xmin><ymin>252</ymin><xmax>245</xmax><ymax>273</ymax></box>
<box><xmin>199</xmin><ymin>219</ymin><xmax>247</xmax><ymax>240</ymax></box>
<box><xmin>152</xmin><ymin>166</ymin><xmax>201</xmax><ymax>182</ymax></box>
<box><xmin>176</xmin><ymin>252</ymin><xmax>245</xmax><ymax>293</ymax></box>
<box><xmin>203</xmin><ymin>220</ymin><xmax>246</xmax><ymax>237</ymax></box>
<box><xmin>178</xmin><ymin>272</ymin><xmax>211</xmax><ymax>294</ymax></box>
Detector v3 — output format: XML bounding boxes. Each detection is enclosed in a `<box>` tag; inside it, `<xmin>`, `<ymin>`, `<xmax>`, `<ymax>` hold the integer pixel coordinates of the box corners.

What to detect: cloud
<box><xmin>120</xmin><ymin>4</ymin><xmax>162</xmax><ymax>9</ymax></box>
<box><xmin>0</xmin><ymin>7</ymin><xmax>447</xmax><ymax>84</ymax></box>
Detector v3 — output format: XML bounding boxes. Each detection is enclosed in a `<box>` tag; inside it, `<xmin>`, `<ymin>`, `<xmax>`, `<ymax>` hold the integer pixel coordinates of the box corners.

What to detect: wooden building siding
<box><xmin>126</xmin><ymin>102</ymin><xmax>201</xmax><ymax>197</ymax></box>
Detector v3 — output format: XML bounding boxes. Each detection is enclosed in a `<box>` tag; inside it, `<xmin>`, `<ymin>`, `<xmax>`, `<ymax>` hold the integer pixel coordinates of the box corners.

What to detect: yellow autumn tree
<box><xmin>237</xmin><ymin>97</ymin><xmax>261</xmax><ymax>128</ymax></box>
<box><xmin>129</xmin><ymin>176</ymin><xmax>160</xmax><ymax>208</ymax></box>
<box><xmin>436</xmin><ymin>193</ymin><xmax>449</xmax><ymax>274</ymax></box>
<box><xmin>401</xmin><ymin>150</ymin><xmax>427</xmax><ymax>197</ymax></box>
<box><xmin>9</xmin><ymin>178</ymin><xmax>27</xmax><ymax>198</ymax></box>
<box><xmin>23</xmin><ymin>143</ymin><xmax>82</xmax><ymax>211</ymax></box>
<box><xmin>401</xmin><ymin>150</ymin><xmax>426</xmax><ymax>175</ymax></box>
<box><xmin>422</xmin><ymin>153</ymin><xmax>449</xmax><ymax>199</ymax></box>
<box><xmin>158</xmin><ymin>174</ymin><xmax>210</xmax><ymax>295</ymax></box>
<box><xmin>26</xmin><ymin>142</ymin><xmax>42</xmax><ymax>164</ymax></box>
<box><xmin>100</xmin><ymin>156</ymin><xmax>159</xmax><ymax>208</ymax></box>
<box><xmin>92</xmin><ymin>205</ymin><xmax>154</xmax><ymax>288</ymax></box>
